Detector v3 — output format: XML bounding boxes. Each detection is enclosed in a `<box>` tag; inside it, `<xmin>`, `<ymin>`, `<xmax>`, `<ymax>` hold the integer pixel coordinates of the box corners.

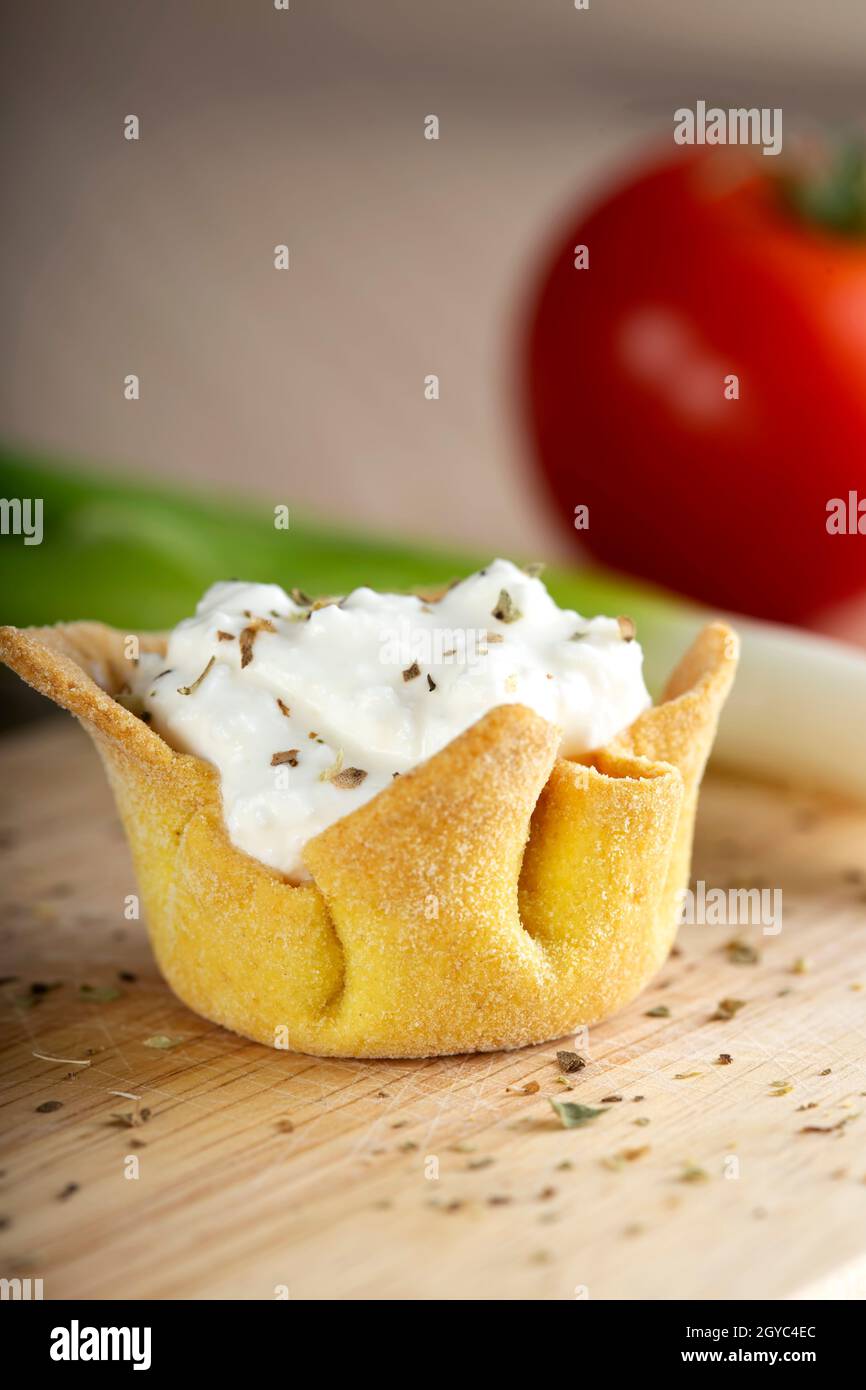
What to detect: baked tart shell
<box><xmin>0</xmin><ymin>619</ymin><xmax>738</xmax><ymax>1057</ymax></box>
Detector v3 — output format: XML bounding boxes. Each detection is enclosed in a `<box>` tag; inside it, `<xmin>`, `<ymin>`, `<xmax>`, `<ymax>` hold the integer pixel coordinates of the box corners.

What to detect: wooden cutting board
<box><xmin>2</xmin><ymin>720</ymin><xmax>866</xmax><ymax>1301</ymax></box>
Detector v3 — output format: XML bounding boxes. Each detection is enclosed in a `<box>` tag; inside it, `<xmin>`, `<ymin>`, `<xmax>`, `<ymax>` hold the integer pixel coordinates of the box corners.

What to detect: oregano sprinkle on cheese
<box><xmin>320</xmin><ymin>749</ymin><xmax>345</xmax><ymax>782</ymax></box>
<box><xmin>177</xmin><ymin>656</ymin><xmax>215</xmax><ymax>696</ymax></box>
<box><xmin>271</xmin><ymin>750</ymin><xmax>299</xmax><ymax>767</ymax></box>
<box><xmin>331</xmin><ymin>767</ymin><xmax>368</xmax><ymax>789</ymax></box>
<box><xmin>239</xmin><ymin>617</ymin><xmax>276</xmax><ymax>668</ymax></box>
<box><xmin>491</xmin><ymin>590</ymin><xmax>523</xmax><ymax>623</ymax></box>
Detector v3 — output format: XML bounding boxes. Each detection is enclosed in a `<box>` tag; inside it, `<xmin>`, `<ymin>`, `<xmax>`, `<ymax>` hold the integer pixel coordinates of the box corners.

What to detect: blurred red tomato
<box><xmin>524</xmin><ymin>148</ymin><xmax>866</xmax><ymax>624</ymax></box>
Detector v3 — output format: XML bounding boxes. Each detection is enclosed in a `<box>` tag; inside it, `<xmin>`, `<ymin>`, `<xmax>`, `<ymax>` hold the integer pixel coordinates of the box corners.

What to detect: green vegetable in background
<box><xmin>0</xmin><ymin>446</ymin><xmax>691</xmax><ymax>693</ymax></box>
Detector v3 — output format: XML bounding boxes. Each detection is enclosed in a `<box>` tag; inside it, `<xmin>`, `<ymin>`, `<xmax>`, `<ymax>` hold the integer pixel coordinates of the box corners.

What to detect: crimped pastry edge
<box><xmin>0</xmin><ymin>617</ymin><xmax>738</xmax><ymax>1056</ymax></box>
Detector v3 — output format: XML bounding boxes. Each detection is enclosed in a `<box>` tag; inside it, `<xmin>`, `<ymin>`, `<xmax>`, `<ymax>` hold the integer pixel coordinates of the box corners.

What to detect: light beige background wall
<box><xmin>3</xmin><ymin>1</ymin><xmax>864</xmax><ymax>558</ymax></box>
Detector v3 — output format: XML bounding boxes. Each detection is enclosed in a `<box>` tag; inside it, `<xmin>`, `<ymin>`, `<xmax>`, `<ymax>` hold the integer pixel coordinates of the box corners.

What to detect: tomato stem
<box><xmin>780</xmin><ymin>141</ymin><xmax>866</xmax><ymax>238</ymax></box>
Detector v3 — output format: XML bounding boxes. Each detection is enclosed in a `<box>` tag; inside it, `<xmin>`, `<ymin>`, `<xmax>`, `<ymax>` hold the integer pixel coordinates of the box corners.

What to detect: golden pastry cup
<box><xmin>0</xmin><ymin>617</ymin><xmax>737</xmax><ymax>1058</ymax></box>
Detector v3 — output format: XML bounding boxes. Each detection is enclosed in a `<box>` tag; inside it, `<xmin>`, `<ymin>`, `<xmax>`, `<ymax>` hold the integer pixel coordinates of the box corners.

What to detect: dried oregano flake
<box><xmin>491</xmin><ymin>589</ymin><xmax>523</xmax><ymax>624</ymax></box>
<box><xmin>331</xmin><ymin>767</ymin><xmax>368</xmax><ymax>789</ymax></box>
<box><xmin>239</xmin><ymin>617</ymin><xmax>276</xmax><ymax>668</ymax></box>
<box><xmin>556</xmin><ymin>1050</ymin><xmax>586</xmax><ymax>1074</ymax></box>
<box><xmin>271</xmin><ymin>750</ymin><xmax>299</xmax><ymax>767</ymax></box>
<box><xmin>549</xmin><ymin>1099</ymin><xmax>606</xmax><ymax>1129</ymax></box>
<box><xmin>177</xmin><ymin>656</ymin><xmax>215</xmax><ymax>696</ymax></box>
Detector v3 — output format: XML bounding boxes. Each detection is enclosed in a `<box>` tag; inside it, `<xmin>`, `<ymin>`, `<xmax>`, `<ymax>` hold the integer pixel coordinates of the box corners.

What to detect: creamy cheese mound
<box><xmin>134</xmin><ymin>559</ymin><xmax>650</xmax><ymax>879</ymax></box>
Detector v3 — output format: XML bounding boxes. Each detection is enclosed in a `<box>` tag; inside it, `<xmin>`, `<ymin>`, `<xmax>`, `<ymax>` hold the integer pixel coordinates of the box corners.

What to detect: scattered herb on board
<box><xmin>484</xmin><ymin>632</ymin><xmax>504</xmax><ymax>644</ymax></box>
<box><xmin>79</xmin><ymin>984</ymin><xmax>121</xmax><ymax>1003</ymax></box>
<box><xmin>427</xmin><ymin>674</ymin><xmax>437</xmax><ymax>691</ymax></box>
<box><xmin>819</xmin><ymin>1067</ymin><xmax>832</xmax><ymax>1076</ymax></box>
<box><xmin>680</xmin><ymin>1164</ymin><xmax>710</xmax><ymax>1184</ymax></box>
<box><xmin>177</xmin><ymin>656</ymin><xmax>215</xmax><ymax>696</ymax></box>
<box><xmin>491</xmin><ymin>590</ymin><xmax>522</xmax><ymax>623</ymax></box>
<box><xmin>15</xmin><ymin>980</ymin><xmax>62</xmax><ymax>1008</ymax></box>
<box><xmin>791</xmin><ymin>956</ymin><xmax>810</xmax><ymax>975</ymax></box>
<box><xmin>118</xmin><ymin>970</ymin><xmax>138</xmax><ymax>983</ymax></box>
<box><xmin>402</xmin><ymin>661</ymin><xmax>421</xmax><ymax>682</ymax></box>
<box><xmin>800</xmin><ymin>1115</ymin><xmax>857</xmax><ymax>1135</ymax></box>
<box><xmin>550</xmin><ymin>1099</ymin><xmax>606</xmax><ymax>1129</ymax></box>
<box><xmin>770</xmin><ymin>1082</ymin><xmax>794</xmax><ymax>1097</ymax></box>
<box><xmin>617</xmin><ymin>615</ymin><xmax>637</xmax><ymax>641</ymax></box>
<box><xmin>143</xmin><ymin>1035</ymin><xmax>186</xmax><ymax>1050</ymax></box>
<box><xmin>271</xmin><ymin>749</ymin><xmax>299</xmax><ymax>767</ymax></box>
<box><xmin>57</xmin><ymin>1183</ymin><xmax>79</xmax><ymax>1201</ymax></box>
<box><xmin>109</xmin><ymin>1108</ymin><xmax>151</xmax><ymax>1129</ymax></box>
<box><xmin>726</xmin><ymin>937</ymin><xmax>760</xmax><ymax>965</ymax></box>
<box><xmin>36</xmin><ymin>1100</ymin><xmax>63</xmax><ymax>1113</ymax></box>
<box><xmin>617</xmin><ymin>1145</ymin><xmax>650</xmax><ymax>1167</ymax></box>
<box><xmin>506</xmin><ymin>1080</ymin><xmax>539</xmax><ymax>1096</ymax></box>
<box><xmin>601</xmin><ymin>1095</ymin><xmax>623</xmax><ymax>1103</ymax></box>
<box><xmin>32</xmin><ymin>1051</ymin><xmax>91</xmax><ymax>1067</ymax></box>
<box><xmin>556</xmin><ymin>1050</ymin><xmax>586</xmax><ymax>1074</ymax></box>
<box><xmin>717</xmin><ymin>1053</ymin><xmax>734</xmax><ymax>1065</ymax></box>
<box><xmin>674</xmin><ymin>1072</ymin><xmax>702</xmax><ymax>1081</ymax></box>
<box><xmin>276</xmin><ymin>698</ymin><xmax>291</xmax><ymax>717</ymax></box>
<box><xmin>711</xmin><ymin>997</ymin><xmax>746</xmax><ymax>1021</ymax></box>
<box><xmin>331</xmin><ymin>767</ymin><xmax>367</xmax><ymax>789</ymax></box>
<box><xmin>646</xmin><ymin>1004</ymin><xmax>670</xmax><ymax>1018</ymax></box>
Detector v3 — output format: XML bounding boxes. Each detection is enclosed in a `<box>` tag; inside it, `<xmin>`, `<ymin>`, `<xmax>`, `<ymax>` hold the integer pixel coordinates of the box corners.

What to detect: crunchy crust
<box><xmin>0</xmin><ymin>617</ymin><xmax>738</xmax><ymax>1057</ymax></box>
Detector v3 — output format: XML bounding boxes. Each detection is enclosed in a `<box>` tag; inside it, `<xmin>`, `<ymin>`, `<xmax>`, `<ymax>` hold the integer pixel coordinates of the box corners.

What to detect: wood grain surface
<box><xmin>2</xmin><ymin>720</ymin><xmax>866</xmax><ymax>1301</ymax></box>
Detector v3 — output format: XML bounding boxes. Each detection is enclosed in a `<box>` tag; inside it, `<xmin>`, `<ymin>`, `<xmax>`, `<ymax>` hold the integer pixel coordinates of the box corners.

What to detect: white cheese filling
<box><xmin>134</xmin><ymin>559</ymin><xmax>650</xmax><ymax>879</ymax></box>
